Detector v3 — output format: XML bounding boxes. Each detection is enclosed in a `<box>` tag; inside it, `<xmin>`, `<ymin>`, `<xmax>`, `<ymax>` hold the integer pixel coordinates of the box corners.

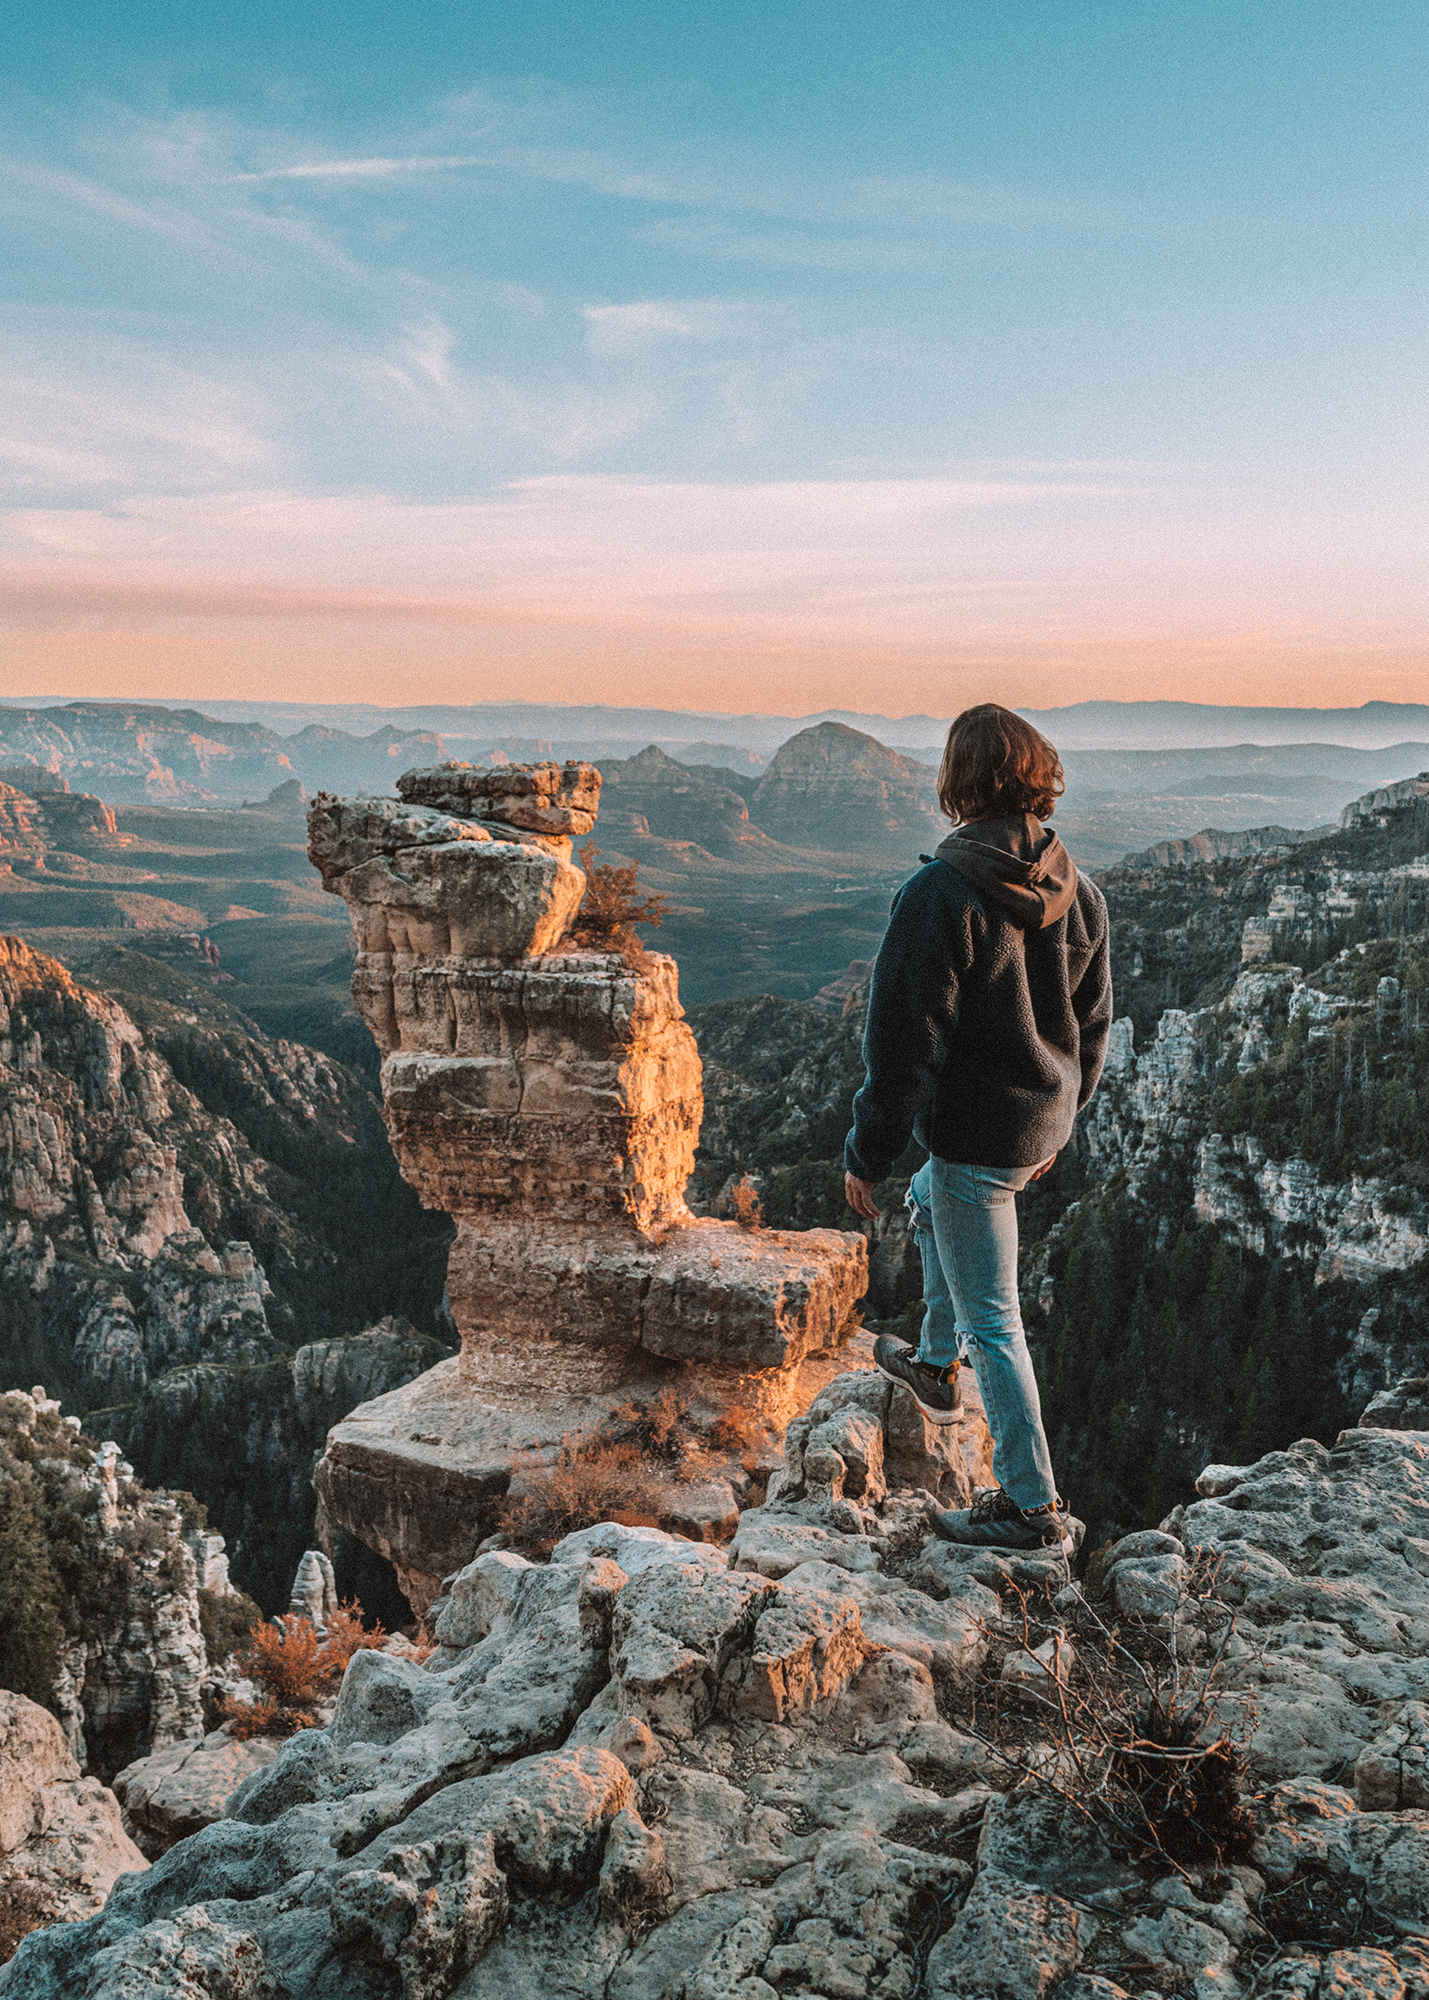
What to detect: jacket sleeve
<box><xmin>844</xmin><ymin>875</ymin><xmax>960</xmax><ymax>1182</ymax></box>
<box><xmin>1072</xmin><ymin>890</ymin><xmax>1114</xmax><ymax>1110</ymax></box>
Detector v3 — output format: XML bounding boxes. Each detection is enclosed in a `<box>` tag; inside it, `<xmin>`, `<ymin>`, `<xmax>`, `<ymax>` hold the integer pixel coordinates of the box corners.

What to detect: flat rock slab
<box><xmin>317</xmin><ymin>1337</ymin><xmax>882</xmax><ymax>1605</ymax></box>
<box><xmin>113</xmin><ymin>1731</ymin><xmax>281</xmax><ymax>1852</ymax></box>
<box><xmin>445</xmin><ymin>1216</ymin><xmax>867</xmax><ymax>1372</ymax></box>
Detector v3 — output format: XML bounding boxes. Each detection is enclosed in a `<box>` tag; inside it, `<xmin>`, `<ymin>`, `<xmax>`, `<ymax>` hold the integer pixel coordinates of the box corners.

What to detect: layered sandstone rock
<box><xmin>307</xmin><ymin>764</ymin><xmax>867</xmax><ymax>1601</ymax></box>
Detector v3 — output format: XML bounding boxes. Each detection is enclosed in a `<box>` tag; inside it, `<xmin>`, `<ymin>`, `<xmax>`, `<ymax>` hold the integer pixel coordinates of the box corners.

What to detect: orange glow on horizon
<box><xmin>4</xmin><ymin>563</ymin><xmax>1428</xmax><ymax>717</ymax></box>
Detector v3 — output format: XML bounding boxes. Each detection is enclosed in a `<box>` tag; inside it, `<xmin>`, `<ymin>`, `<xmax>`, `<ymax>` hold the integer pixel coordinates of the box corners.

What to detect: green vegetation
<box><xmin>110</xmin><ymin>1331</ymin><xmax>449</xmax><ymax>1619</ymax></box>
<box><xmin>198</xmin><ymin>1585</ymin><xmax>262</xmax><ymax>1666</ymax></box>
<box><xmin>0</xmin><ymin>1393</ymin><xmax>186</xmax><ymax>1763</ymax></box>
<box><xmin>0</xmin><ymin>1271</ymin><xmax>88</xmax><ymax>1416</ymax></box>
<box><xmin>1030</xmin><ymin>1186</ymin><xmax>1348</xmax><ymax>1543</ymax></box>
<box><xmin>79</xmin><ymin>950</ymin><xmax>453</xmax><ymax>1349</ymax></box>
<box><xmin>1211</xmin><ymin>940</ymin><xmax>1429</xmax><ymax>1180</ymax></box>
<box><xmin>158</xmin><ymin>1032</ymin><xmax>452</xmax><ymax>1342</ymax></box>
<box><xmin>0</xmin><ymin>1455</ymin><xmax>66</xmax><ymax>1708</ymax></box>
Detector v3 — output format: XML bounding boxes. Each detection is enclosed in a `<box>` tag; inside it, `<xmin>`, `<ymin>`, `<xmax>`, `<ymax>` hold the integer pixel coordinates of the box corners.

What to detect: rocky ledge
<box><xmin>10</xmin><ymin>1374</ymin><xmax>1429</xmax><ymax>1999</ymax></box>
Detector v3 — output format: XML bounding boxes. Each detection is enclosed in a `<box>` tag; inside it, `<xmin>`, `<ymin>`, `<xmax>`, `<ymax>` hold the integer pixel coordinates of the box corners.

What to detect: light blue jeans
<box><xmin>906</xmin><ymin>1157</ymin><xmax>1057</xmax><ymax>1511</ymax></box>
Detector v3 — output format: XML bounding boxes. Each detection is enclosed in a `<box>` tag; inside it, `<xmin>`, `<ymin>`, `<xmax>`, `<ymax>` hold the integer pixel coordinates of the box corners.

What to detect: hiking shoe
<box><xmin>933</xmin><ymin>1486</ymin><xmax>1080</xmax><ymax>1555</ymax></box>
<box><xmin>874</xmin><ymin>1334</ymin><xmax>961</xmax><ymax>1425</ymax></box>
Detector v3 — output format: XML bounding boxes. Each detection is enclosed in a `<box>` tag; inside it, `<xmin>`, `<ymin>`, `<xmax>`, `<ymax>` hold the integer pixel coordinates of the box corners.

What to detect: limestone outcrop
<box><xmin>307</xmin><ymin>764</ymin><xmax>867</xmax><ymax>1603</ymax></box>
<box><xmin>15</xmin><ymin>1381</ymin><xmax>1429</xmax><ymax>1998</ymax></box>
<box><xmin>111</xmin><ymin>1731</ymin><xmax>281</xmax><ymax>1860</ymax></box>
<box><xmin>0</xmin><ymin>933</ymin><xmax>399</xmax><ymax>1408</ymax></box>
<box><xmin>0</xmin><ymin>1386</ymin><xmax>220</xmax><ymax>1781</ymax></box>
<box><xmin>0</xmin><ymin>1691</ymin><xmax>146</xmax><ymax>1950</ymax></box>
<box><xmin>1040</xmin><ymin>957</ymin><xmax>1429</xmax><ymax>1319</ymax></box>
<box><xmin>0</xmin><ymin>937</ymin><xmax>279</xmax><ymax>1403</ymax></box>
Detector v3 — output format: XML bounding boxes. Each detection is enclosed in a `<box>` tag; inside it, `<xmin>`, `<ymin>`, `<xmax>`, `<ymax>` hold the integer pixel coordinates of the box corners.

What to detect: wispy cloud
<box><xmin>400</xmin><ymin>318</ymin><xmax>457</xmax><ymax>389</ymax></box>
<box><xmin>240</xmin><ymin>154</ymin><xmax>493</xmax><ymax>181</ymax></box>
<box><xmin>0</xmin><ymin>340</ymin><xmax>278</xmax><ymax>499</ymax></box>
<box><xmin>4</xmin><ymin>160</ymin><xmax>220</xmax><ymax>250</ymax></box>
<box><xmin>581</xmin><ymin>298</ymin><xmax>767</xmax><ymax>353</ymax></box>
<box><xmin>639</xmin><ymin>219</ymin><xmax>932</xmax><ymax>271</ymax></box>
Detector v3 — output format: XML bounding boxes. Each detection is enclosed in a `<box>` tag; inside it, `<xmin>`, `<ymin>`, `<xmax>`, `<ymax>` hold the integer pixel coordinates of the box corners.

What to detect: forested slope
<box><xmin>0</xmin><ymin>940</ymin><xmax>453</xmax><ymax>1610</ymax></box>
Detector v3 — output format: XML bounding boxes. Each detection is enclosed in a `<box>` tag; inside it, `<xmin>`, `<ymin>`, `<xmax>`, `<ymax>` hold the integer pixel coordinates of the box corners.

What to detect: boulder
<box><xmin>26</xmin><ymin>1366</ymin><xmax>1429</xmax><ymax>1999</ymax></box>
<box><xmin>1173</xmin><ymin>1429</ymin><xmax>1429</xmax><ymax>1781</ymax></box>
<box><xmin>0</xmin><ymin>1692</ymin><xmax>146</xmax><ymax>1937</ymax></box>
<box><xmin>112</xmin><ymin>1731</ymin><xmax>281</xmax><ymax>1855</ymax></box>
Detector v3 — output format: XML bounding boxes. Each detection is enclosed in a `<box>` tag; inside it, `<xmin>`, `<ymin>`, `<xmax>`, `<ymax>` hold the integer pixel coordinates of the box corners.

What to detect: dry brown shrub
<box><xmin>321</xmin><ymin>1599</ymin><xmax>388</xmax><ymax>1678</ymax></box>
<box><xmin>496</xmin><ymin>1436</ymin><xmax>664</xmax><ymax>1557</ymax></box>
<box><xmin>217</xmin><ymin>1693</ymin><xmax>315</xmax><ymax>1741</ymax></box>
<box><xmin>965</xmin><ymin>1557</ymin><xmax>1254</xmax><ymax>1873</ymax></box>
<box><xmin>0</xmin><ymin>1871</ymin><xmax>72</xmax><ymax>1966</ymax></box>
<box><xmin>610</xmin><ymin>1386</ymin><xmax>689</xmax><ymax>1460</ymax></box>
<box><xmin>729</xmin><ymin>1173</ymin><xmax>763</xmax><ymax>1229</ymax></box>
<box><xmin>568</xmin><ymin>842</ymin><xmax>668</xmax><ymax>967</ymax></box>
<box><xmin>709</xmin><ymin>1403</ymin><xmax>761</xmax><ymax>1453</ymax></box>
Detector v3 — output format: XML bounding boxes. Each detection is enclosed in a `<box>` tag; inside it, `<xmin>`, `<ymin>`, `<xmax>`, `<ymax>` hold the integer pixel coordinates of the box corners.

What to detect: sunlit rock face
<box><xmin>307</xmin><ymin>764</ymin><xmax>868</xmax><ymax>1606</ymax></box>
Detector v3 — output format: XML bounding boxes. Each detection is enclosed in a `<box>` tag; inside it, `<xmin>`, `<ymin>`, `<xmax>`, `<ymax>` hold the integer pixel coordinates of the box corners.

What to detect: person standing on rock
<box><xmin>843</xmin><ymin>702</ymin><xmax>1112</xmax><ymax>1555</ymax></box>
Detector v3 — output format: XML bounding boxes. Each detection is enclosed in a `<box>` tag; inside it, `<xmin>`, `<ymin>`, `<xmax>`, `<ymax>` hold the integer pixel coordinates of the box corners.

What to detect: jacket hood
<box><xmin>934</xmin><ymin>814</ymin><xmax>1078</xmax><ymax>929</ymax></box>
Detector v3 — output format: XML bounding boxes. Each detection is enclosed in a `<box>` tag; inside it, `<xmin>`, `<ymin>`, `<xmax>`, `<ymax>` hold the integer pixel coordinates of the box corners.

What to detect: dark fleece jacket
<box><xmin>845</xmin><ymin>814</ymin><xmax>1113</xmax><ymax>1178</ymax></box>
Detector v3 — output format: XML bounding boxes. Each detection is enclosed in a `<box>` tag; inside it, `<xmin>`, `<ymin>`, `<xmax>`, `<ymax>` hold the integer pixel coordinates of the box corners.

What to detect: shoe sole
<box><xmin>875</xmin><ymin>1353</ymin><xmax>961</xmax><ymax>1426</ymax></box>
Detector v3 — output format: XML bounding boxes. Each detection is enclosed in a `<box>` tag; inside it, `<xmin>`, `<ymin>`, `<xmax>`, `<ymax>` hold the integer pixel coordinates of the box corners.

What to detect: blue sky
<box><xmin>3</xmin><ymin>2</ymin><xmax>1427</xmax><ymax>712</ymax></box>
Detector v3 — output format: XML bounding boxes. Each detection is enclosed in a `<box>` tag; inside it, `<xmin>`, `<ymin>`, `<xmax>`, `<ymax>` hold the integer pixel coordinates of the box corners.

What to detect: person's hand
<box><xmin>1029</xmin><ymin>1154</ymin><xmax>1057</xmax><ymax>1182</ymax></box>
<box><xmin>845</xmin><ymin>1172</ymin><xmax>879</xmax><ymax>1219</ymax></box>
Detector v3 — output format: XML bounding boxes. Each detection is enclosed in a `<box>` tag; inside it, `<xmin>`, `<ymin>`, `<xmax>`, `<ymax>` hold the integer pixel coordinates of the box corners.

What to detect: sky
<box><xmin>3</xmin><ymin>1</ymin><xmax>1427</xmax><ymax>716</ymax></box>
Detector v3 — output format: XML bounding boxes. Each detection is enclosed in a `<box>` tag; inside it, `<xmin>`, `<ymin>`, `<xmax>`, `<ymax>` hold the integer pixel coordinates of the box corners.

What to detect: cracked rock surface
<box><xmin>13</xmin><ymin>1389</ymin><xmax>1429</xmax><ymax>1999</ymax></box>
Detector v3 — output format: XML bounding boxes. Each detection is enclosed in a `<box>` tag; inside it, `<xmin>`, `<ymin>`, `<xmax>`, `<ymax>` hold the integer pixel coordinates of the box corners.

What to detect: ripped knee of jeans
<box><xmin>960</xmin><ymin>1316</ymin><xmax>1028</xmax><ymax>1352</ymax></box>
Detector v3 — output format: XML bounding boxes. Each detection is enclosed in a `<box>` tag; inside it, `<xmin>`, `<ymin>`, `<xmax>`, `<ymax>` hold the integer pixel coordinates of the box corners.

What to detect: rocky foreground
<box><xmin>7</xmin><ymin>1368</ymin><xmax>1429</xmax><ymax>1999</ymax></box>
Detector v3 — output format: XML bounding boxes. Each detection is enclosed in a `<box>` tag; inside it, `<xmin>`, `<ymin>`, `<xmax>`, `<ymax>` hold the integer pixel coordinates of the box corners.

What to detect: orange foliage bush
<box><xmin>242</xmin><ymin>1614</ymin><xmax>326</xmax><ymax>1706</ymax></box>
<box><xmin>217</xmin><ymin>1598</ymin><xmax>388</xmax><ymax>1739</ymax></box>
<box><xmin>217</xmin><ymin>1694</ymin><xmax>314</xmax><ymax>1740</ymax></box>
<box><xmin>321</xmin><ymin>1600</ymin><xmax>389</xmax><ymax>1677</ymax></box>
<box><xmin>728</xmin><ymin>1173</ymin><xmax>763</xmax><ymax>1230</ymax></box>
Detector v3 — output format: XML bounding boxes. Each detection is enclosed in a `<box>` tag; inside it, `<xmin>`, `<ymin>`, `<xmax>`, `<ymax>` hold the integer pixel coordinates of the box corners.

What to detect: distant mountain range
<box><xmin>10</xmin><ymin>694</ymin><xmax>1429</xmax><ymax>756</ymax></box>
<box><xmin>0</xmin><ymin>703</ymin><xmax>441</xmax><ymax>804</ymax></box>
<box><xmin>1</xmin><ymin>701</ymin><xmax>1426</xmax><ymax>1023</ymax></box>
<box><xmin>3</xmin><ymin>696</ymin><xmax>1427</xmax><ymax>878</ymax></box>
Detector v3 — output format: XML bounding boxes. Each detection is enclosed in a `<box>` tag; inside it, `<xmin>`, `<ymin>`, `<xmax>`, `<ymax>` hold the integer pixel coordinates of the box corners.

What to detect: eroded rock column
<box><xmin>307</xmin><ymin>762</ymin><xmax>868</xmax><ymax>1602</ymax></box>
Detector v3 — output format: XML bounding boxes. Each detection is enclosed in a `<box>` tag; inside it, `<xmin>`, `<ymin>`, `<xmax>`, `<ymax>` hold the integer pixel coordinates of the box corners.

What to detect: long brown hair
<box><xmin>937</xmin><ymin>703</ymin><xmax>1064</xmax><ymax>824</ymax></box>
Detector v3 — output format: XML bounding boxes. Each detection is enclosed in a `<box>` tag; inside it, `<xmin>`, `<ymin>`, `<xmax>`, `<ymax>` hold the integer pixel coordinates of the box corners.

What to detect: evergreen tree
<box><xmin>0</xmin><ymin>1468</ymin><xmax>65</xmax><ymax>1709</ymax></box>
<box><xmin>1233</xmin><ymin>1283</ymin><xmax>1286</xmax><ymax>1463</ymax></box>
